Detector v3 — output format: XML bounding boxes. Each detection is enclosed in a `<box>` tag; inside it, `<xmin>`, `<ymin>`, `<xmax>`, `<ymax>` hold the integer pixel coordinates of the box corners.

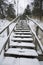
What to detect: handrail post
<box><xmin>36</xmin><ymin>26</ymin><xmax>39</xmax><ymax>36</ymax></box>
<box><xmin>7</xmin><ymin>26</ymin><xmax>10</xmax><ymax>48</ymax></box>
<box><xmin>35</xmin><ymin>26</ymin><xmax>39</xmax><ymax>50</ymax></box>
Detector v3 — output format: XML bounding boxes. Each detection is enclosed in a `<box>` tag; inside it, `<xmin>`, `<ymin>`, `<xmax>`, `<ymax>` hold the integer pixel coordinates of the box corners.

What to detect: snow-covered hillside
<box><xmin>0</xmin><ymin>19</ymin><xmax>43</xmax><ymax>65</ymax></box>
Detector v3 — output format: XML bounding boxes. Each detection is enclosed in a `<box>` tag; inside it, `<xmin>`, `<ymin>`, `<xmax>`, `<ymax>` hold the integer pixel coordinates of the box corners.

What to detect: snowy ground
<box><xmin>0</xmin><ymin>19</ymin><xmax>17</xmax><ymax>65</ymax></box>
<box><xmin>28</xmin><ymin>19</ymin><xmax>43</xmax><ymax>45</ymax></box>
<box><xmin>0</xmin><ymin>19</ymin><xmax>43</xmax><ymax>65</ymax></box>
<box><xmin>27</xmin><ymin>19</ymin><xmax>43</xmax><ymax>65</ymax></box>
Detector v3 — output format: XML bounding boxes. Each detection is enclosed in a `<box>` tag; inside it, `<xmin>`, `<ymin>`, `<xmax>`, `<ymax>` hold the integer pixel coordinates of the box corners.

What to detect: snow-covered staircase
<box><xmin>1</xmin><ymin>20</ymin><xmax>40</xmax><ymax>65</ymax></box>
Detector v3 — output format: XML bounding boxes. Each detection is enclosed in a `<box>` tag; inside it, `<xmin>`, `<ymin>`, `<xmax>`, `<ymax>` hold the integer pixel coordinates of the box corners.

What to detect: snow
<box><xmin>0</xmin><ymin>19</ymin><xmax>17</xmax><ymax>48</ymax></box>
<box><xmin>0</xmin><ymin>19</ymin><xmax>10</xmax><ymax>52</ymax></box>
<box><xmin>27</xmin><ymin>20</ymin><xmax>37</xmax><ymax>32</ymax></box>
<box><xmin>5</xmin><ymin>48</ymin><xmax>38</xmax><ymax>57</ymax></box>
<box><xmin>2</xmin><ymin>57</ymin><xmax>40</xmax><ymax>65</ymax></box>
<box><xmin>0</xmin><ymin>19</ymin><xmax>17</xmax><ymax>65</ymax></box>
<box><xmin>0</xmin><ymin>19</ymin><xmax>43</xmax><ymax>65</ymax></box>
<box><xmin>20</xmin><ymin>58</ymin><xmax>40</xmax><ymax>65</ymax></box>
<box><xmin>27</xmin><ymin>18</ymin><xmax>43</xmax><ymax>65</ymax></box>
<box><xmin>0</xmin><ymin>19</ymin><xmax>15</xmax><ymax>50</ymax></box>
<box><xmin>27</xmin><ymin>19</ymin><xmax>43</xmax><ymax>52</ymax></box>
<box><xmin>10</xmin><ymin>31</ymin><xmax>32</xmax><ymax>38</ymax></box>
<box><xmin>14</xmin><ymin>30</ymin><xmax>30</xmax><ymax>32</ymax></box>
<box><xmin>14</xmin><ymin>31</ymin><xmax>32</xmax><ymax>34</ymax></box>
<box><xmin>13</xmin><ymin>35</ymin><xmax>32</xmax><ymax>36</ymax></box>
<box><xmin>10</xmin><ymin>41</ymin><xmax>35</xmax><ymax>48</ymax></box>
<box><xmin>0</xmin><ymin>37</ymin><xmax>8</xmax><ymax>53</ymax></box>
<box><xmin>2</xmin><ymin>57</ymin><xmax>19</xmax><ymax>65</ymax></box>
<box><xmin>0</xmin><ymin>19</ymin><xmax>10</xmax><ymax>32</ymax></box>
<box><xmin>0</xmin><ymin>50</ymin><xmax>5</xmax><ymax>65</ymax></box>
<box><xmin>40</xmin><ymin>61</ymin><xmax>43</xmax><ymax>65</ymax></box>
<box><xmin>12</xmin><ymin>37</ymin><xmax>33</xmax><ymax>41</ymax></box>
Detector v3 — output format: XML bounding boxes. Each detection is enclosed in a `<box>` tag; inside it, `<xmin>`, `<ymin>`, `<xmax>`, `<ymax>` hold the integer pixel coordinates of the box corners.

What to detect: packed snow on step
<box><xmin>10</xmin><ymin>41</ymin><xmax>35</xmax><ymax>48</ymax></box>
<box><xmin>5</xmin><ymin>48</ymin><xmax>38</xmax><ymax>57</ymax></box>
<box><xmin>2</xmin><ymin>57</ymin><xmax>40</xmax><ymax>65</ymax></box>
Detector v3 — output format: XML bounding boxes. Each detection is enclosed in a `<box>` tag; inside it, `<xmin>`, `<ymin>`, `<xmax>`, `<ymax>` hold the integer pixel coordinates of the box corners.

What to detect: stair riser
<box><xmin>10</xmin><ymin>46</ymin><xmax>35</xmax><ymax>49</ymax></box>
<box><xmin>4</xmin><ymin>53</ymin><xmax>37</xmax><ymax>58</ymax></box>
<box><xmin>15</xmin><ymin>33</ymin><xmax>32</xmax><ymax>35</ymax></box>
<box><xmin>14</xmin><ymin>31</ymin><xmax>30</xmax><ymax>32</ymax></box>
<box><xmin>11</xmin><ymin>40</ymin><xmax>33</xmax><ymax>43</ymax></box>
<box><xmin>14</xmin><ymin>36</ymin><xmax>32</xmax><ymax>38</ymax></box>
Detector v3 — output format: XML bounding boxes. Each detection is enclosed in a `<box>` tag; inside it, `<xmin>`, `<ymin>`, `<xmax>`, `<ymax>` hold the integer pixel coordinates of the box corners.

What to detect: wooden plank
<box><xmin>2</xmin><ymin>57</ymin><xmax>19</xmax><ymax>65</ymax></box>
<box><xmin>4</xmin><ymin>48</ymin><xmax>38</xmax><ymax>58</ymax></box>
<box><xmin>16</xmin><ymin>29</ymin><xmax>29</xmax><ymax>30</ymax></box>
<box><xmin>13</xmin><ymin>35</ymin><xmax>32</xmax><ymax>38</ymax></box>
<box><xmin>10</xmin><ymin>42</ymin><xmax>35</xmax><ymax>49</ymax></box>
<box><xmin>14</xmin><ymin>30</ymin><xmax>30</xmax><ymax>32</ymax></box>
<box><xmin>7</xmin><ymin>26</ymin><xmax>10</xmax><ymax>47</ymax></box>
<box><xmin>11</xmin><ymin>38</ymin><xmax>33</xmax><ymax>42</ymax></box>
<box><xmin>2</xmin><ymin>57</ymin><xmax>40</xmax><ymax>65</ymax></box>
<box><xmin>14</xmin><ymin>32</ymin><xmax>32</xmax><ymax>35</ymax></box>
<box><xmin>20</xmin><ymin>58</ymin><xmax>40</xmax><ymax>65</ymax></box>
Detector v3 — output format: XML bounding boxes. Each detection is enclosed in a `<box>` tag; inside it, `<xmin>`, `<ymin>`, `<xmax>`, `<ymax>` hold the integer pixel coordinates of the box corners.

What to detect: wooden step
<box><xmin>2</xmin><ymin>57</ymin><xmax>40</xmax><ymax>65</ymax></box>
<box><xmin>11</xmin><ymin>38</ymin><xmax>33</xmax><ymax>42</ymax></box>
<box><xmin>13</xmin><ymin>35</ymin><xmax>32</xmax><ymax>38</ymax></box>
<box><xmin>19</xmin><ymin>58</ymin><xmax>40</xmax><ymax>65</ymax></box>
<box><xmin>16</xmin><ymin>28</ymin><xmax>29</xmax><ymax>30</ymax></box>
<box><xmin>4</xmin><ymin>48</ymin><xmax>38</xmax><ymax>58</ymax></box>
<box><xmin>14</xmin><ymin>30</ymin><xmax>30</xmax><ymax>32</ymax></box>
<box><xmin>2</xmin><ymin>58</ymin><xmax>40</xmax><ymax>65</ymax></box>
<box><xmin>16</xmin><ymin>28</ymin><xmax>22</xmax><ymax>30</ymax></box>
<box><xmin>10</xmin><ymin>42</ymin><xmax>35</xmax><ymax>49</ymax></box>
<box><xmin>14</xmin><ymin>32</ymin><xmax>32</xmax><ymax>35</ymax></box>
<box><xmin>2</xmin><ymin>57</ymin><xmax>19</xmax><ymax>65</ymax></box>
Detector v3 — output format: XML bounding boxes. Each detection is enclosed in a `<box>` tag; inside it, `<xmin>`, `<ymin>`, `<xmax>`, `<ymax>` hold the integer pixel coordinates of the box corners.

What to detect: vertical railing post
<box><xmin>36</xmin><ymin>26</ymin><xmax>39</xmax><ymax>36</ymax></box>
<box><xmin>7</xmin><ymin>26</ymin><xmax>10</xmax><ymax>48</ymax></box>
<box><xmin>35</xmin><ymin>26</ymin><xmax>39</xmax><ymax>50</ymax></box>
